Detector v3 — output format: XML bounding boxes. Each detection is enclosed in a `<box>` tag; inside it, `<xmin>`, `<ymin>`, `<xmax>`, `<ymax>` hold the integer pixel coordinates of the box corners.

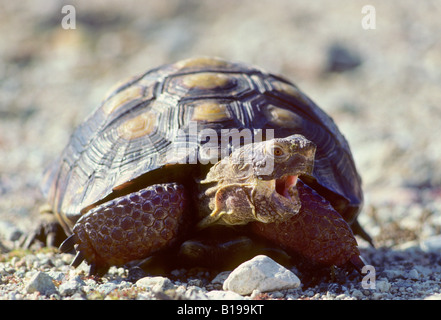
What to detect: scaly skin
<box><xmin>60</xmin><ymin>183</ymin><xmax>188</xmax><ymax>275</ymax></box>
<box><xmin>251</xmin><ymin>180</ymin><xmax>363</xmax><ymax>270</ymax></box>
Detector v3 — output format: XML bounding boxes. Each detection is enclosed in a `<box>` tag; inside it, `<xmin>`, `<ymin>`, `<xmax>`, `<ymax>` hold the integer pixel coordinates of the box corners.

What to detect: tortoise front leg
<box><xmin>251</xmin><ymin>180</ymin><xmax>365</xmax><ymax>273</ymax></box>
<box><xmin>59</xmin><ymin>183</ymin><xmax>188</xmax><ymax>276</ymax></box>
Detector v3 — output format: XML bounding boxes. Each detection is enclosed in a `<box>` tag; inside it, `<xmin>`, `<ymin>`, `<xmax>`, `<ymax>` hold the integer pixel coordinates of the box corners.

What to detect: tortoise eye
<box><xmin>273</xmin><ymin>146</ymin><xmax>284</xmax><ymax>157</ymax></box>
<box><xmin>266</xmin><ymin>143</ymin><xmax>288</xmax><ymax>160</ymax></box>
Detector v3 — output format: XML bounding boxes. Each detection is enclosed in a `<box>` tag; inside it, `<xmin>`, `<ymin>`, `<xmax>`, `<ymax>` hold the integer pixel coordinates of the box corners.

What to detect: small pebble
<box><xmin>376</xmin><ymin>280</ymin><xmax>391</xmax><ymax>293</ymax></box>
<box><xmin>136</xmin><ymin>276</ymin><xmax>174</xmax><ymax>292</ymax></box>
<box><xmin>407</xmin><ymin>269</ymin><xmax>419</xmax><ymax>280</ymax></box>
<box><xmin>351</xmin><ymin>289</ymin><xmax>365</xmax><ymax>299</ymax></box>
<box><xmin>206</xmin><ymin>290</ymin><xmax>245</xmax><ymax>300</ymax></box>
<box><xmin>58</xmin><ymin>275</ymin><xmax>86</xmax><ymax>296</ymax></box>
<box><xmin>97</xmin><ymin>282</ymin><xmax>118</xmax><ymax>296</ymax></box>
<box><xmin>211</xmin><ymin>271</ymin><xmax>231</xmax><ymax>285</ymax></box>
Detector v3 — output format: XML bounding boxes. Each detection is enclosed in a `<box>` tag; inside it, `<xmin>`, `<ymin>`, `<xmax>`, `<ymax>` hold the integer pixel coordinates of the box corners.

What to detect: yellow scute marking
<box><xmin>175</xmin><ymin>57</ymin><xmax>228</xmax><ymax>69</ymax></box>
<box><xmin>118</xmin><ymin>111</ymin><xmax>157</xmax><ymax>140</ymax></box>
<box><xmin>271</xmin><ymin>80</ymin><xmax>303</xmax><ymax>98</ymax></box>
<box><xmin>102</xmin><ymin>85</ymin><xmax>144</xmax><ymax>115</ymax></box>
<box><xmin>192</xmin><ymin>102</ymin><xmax>231</xmax><ymax>122</ymax></box>
<box><xmin>263</xmin><ymin>105</ymin><xmax>302</xmax><ymax>129</ymax></box>
<box><xmin>182</xmin><ymin>73</ymin><xmax>232</xmax><ymax>90</ymax></box>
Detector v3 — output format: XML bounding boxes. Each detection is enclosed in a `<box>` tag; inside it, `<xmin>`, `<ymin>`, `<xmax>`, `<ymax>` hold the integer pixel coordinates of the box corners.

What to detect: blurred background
<box><xmin>1</xmin><ymin>0</ymin><xmax>440</xmax><ymax>247</ymax></box>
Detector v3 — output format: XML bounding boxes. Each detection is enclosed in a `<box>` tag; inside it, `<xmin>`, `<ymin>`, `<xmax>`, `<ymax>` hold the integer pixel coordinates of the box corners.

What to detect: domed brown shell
<box><xmin>42</xmin><ymin>57</ymin><xmax>363</xmax><ymax>235</ymax></box>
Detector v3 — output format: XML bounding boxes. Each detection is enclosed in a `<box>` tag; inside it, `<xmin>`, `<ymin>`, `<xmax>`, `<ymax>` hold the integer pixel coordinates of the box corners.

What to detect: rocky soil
<box><xmin>1</xmin><ymin>0</ymin><xmax>441</xmax><ymax>300</ymax></box>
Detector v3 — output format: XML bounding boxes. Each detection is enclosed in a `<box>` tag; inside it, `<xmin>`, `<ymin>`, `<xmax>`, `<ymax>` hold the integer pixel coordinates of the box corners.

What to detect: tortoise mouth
<box><xmin>275</xmin><ymin>175</ymin><xmax>299</xmax><ymax>200</ymax></box>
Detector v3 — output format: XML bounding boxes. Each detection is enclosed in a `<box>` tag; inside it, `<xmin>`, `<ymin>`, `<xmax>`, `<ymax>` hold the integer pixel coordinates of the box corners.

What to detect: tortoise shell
<box><xmin>43</xmin><ymin>57</ymin><xmax>363</xmax><ymax>237</ymax></box>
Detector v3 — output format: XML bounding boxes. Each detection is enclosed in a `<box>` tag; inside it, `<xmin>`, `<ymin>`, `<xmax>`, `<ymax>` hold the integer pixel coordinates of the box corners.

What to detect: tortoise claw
<box><xmin>71</xmin><ymin>250</ymin><xmax>85</xmax><ymax>268</ymax></box>
<box><xmin>349</xmin><ymin>254</ymin><xmax>366</xmax><ymax>274</ymax></box>
<box><xmin>59</xmin><ymin>234</ymin><xmax>78</xmax><ymax>254</ymax></box>
<box><xmin>59</xmin><ymin>235</ymin><xmax>88</xmax><ymax>270</ymax></box>
<box><xmin>59</xmin><ymin>234</ymin><xmax>108</xmax><ymax>276</ymax></box>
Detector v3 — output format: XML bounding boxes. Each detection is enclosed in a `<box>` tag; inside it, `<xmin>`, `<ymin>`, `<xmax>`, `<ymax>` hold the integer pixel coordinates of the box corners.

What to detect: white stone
<box><xmin>424</xmin><ymin>293</ymin><xmax>441</xmax><ymax>300</ymax></box>
<box><xmin>222</xmin><ymin>255</ymin><xmax>300</xmax><ymax>295</ymax></box>
<box><xmin>58</xmin><ymin>275</ymin><xmax>86</xmax><ymax>296</ymax></box>
<box><xmin>97</xmin><ymin>282</ymin><xmax>118</xmax><ymax>295</ymax></box>
<box><xmin>206</xmin><ymin>290</ymin><xmax>245</xmax><ymax>300</ymax></box>
<box><xmin>420</xmin><ymin>235</ymin><xmax>441</xmax><ymax>252</ymax></box>
<box><xmin>183</xmin><ymin>286</ymin><xmax>209</xmax><ymax>300</ymax></box>
<box><xmin>136</xmin><ymin>276</ymin><xmax>174</xmax><ymax>292</ymax></box>
<box><xmin>25</xmin><ymin>271</ymin><xmax>57</xmax><ymax>296</ymax></box>
<box><xmin>383</xmin><ymin>269</ymin><xmax>402</xmax><ymax>280</ymax></box>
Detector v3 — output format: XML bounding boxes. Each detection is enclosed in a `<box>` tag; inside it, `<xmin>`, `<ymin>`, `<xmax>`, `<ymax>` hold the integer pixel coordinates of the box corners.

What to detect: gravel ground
<box><xmin>1</xmin><ymin>0</ymin><xmax>441</xmax><ymax>300</ymax></box>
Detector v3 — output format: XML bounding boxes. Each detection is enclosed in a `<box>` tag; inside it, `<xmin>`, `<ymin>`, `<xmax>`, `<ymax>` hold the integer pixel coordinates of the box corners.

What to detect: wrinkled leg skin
<box><xmin>60</xmin><ymin>183</ymin><xmax>188</xmax><ymax>276</ymax></box>
<box><xmin>251</xmin><ymin>180</ymin><xmax>365</xmax><ymax>273</ymax></box>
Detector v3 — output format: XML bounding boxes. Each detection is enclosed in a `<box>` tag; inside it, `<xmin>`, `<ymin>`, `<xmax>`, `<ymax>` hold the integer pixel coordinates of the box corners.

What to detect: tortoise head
<box><xmin>198</xmin><ymin>134</ymin><xmax>316</xmax><ymax>227</ymax></box>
